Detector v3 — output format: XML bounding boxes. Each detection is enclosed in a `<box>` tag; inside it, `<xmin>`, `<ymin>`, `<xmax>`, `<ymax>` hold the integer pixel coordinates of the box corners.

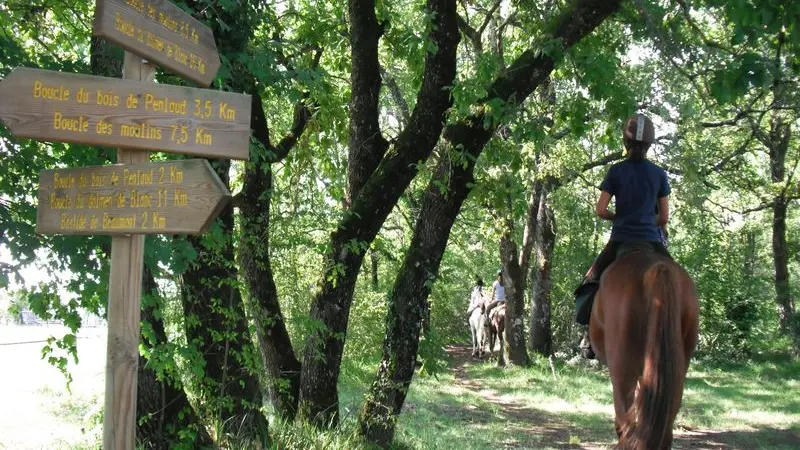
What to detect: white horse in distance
<box><xmin>467</xmin><ymin>286</ymin><xmax>486</xmax><ymax>357</ymax></box>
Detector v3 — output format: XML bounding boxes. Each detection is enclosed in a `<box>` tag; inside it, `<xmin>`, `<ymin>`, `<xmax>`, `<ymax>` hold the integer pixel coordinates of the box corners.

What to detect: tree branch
<box><xmin>674</xmin><ymin>0</ymin><xmax>734</xmax><ymax>53</ymax></box>
<box><xmin>456</xmin><ymin>14</ymin><xmax>482</xmax><ymax>52</ymax></box>
<box><xmin>346</xmin><ymin>0</ymin><xmax>390</xmax><ymax>207</ymax></box>
<box><xmin>380</xmin><ymin>67</ymin><xmax>411</xmax><ymax>127</ymax></box>
<box><xmin>477</xmin><ymin>0</ymin><xmax>503</xmax><ymax>37</ymax></box>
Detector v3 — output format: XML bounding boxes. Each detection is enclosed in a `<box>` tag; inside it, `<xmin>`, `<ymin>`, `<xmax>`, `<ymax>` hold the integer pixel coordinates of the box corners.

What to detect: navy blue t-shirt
<box><xmin>599</xmin><ymin>159</ymin><xmax>670</xmax><ymax>242</ymax></box>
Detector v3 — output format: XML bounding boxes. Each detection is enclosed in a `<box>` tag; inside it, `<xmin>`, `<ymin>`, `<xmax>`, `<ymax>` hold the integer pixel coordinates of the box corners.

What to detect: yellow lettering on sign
<box><xmin>76</xmin><ymin>88</ymin><xmax>89</xmax><ymax>104</ymax></box>
<box><xmin>174</xmin><ymin>188</ymin><xmax>188</xmax><ymax>207</ymax></box>
<box><xmin>144</xmin><ymin>93</ymin><xmax>187</xmax><ymax>115</ymax></box>
<box><xmin>169</xmin><ymin>124</ymin><xmax>188</xmax><ymax>145</ymax></box>
<box><xmin>49</xmin><ymin>192</ymin><xmax>71</xmax><ymax>209</ymax></box>
<box><xmin>53</xmin><ymin>112</ymin><xmax>89</xmax><ymax>133</ymax></box>
<box><xmin>169</xmin><ymin>166</ymin><xmax>183</xmax><ymax>183</ymax></box>
<box><xmin>125</xmin><ymin>0</ymin><xmax>144</xmax><ymax>13</ymax></box>
<box><xmin>120</xmin><ymin>123</ymin><xmax>162</xmax><ymax>141</ymax></box>
<box><xmin>53</xmin><ymin>172</ymin><xmax>76</xmax><ymax>189</ymax></box>
<box><xmin>96</xmin><ymin>119</ymin><xmax>114</xmax><ymax>135</ymax></box>
<box><xmin>195</xmin><ymin>127</ymin><xmax>212</xmax><ymax>146</ymax></box>
<box><xmin>103</xmin><ymin>212</ymin><xmax>137</xmax><ymax>230</ymax></box>
<box><xmin>158</xmin><ymin>11</ymin><xmax>178</xmax><ymax>32</ymax></box>
<box><xmin>91</xmin><ymin>172</ymin><xmax>107</xmax><ymax>186</ymax></box>
<box><xmin>33</xmin><ymin>80</ymin><xmax>70</xmax><ymax>101</ymax></box>
<box><xmin>218</xmin><ymin>102</ymin><xmax>236</xmax><ymax>121</ymax></box>
<box><xmin>145</xmin><ymin>31</ymin><xmax>165</xmax><ymax>53</ymax></box>
<box><xmin>60</xmin><ymin>213</ymin><xmax>87</xmax><ymax>230</ymax></box>
<box><xmin>114</xmin><ymin>12</ymin><xmax>136</xmax><ymax>37</ymax></box>
<box><xmin>88</xmin><ymin>193</ymin><xmax>113</xmax><ymax>209</ymax></box>
<box><xmin>96</xmin><ymin>89</ymin><xmax>120</xmax><ymax>107</ymax></box>
<box><xmin>129</xmin><ymin>190</ymin><xmax>153</xmax><ymax>208</ymax></box>
<box><xmin>124</xmin><ymin>168</ymin><xmax>154</xmax><ymax>186</ymax></box>
<box><xmin>151</xmin><ymin>212</ymin><xmax>166</xmax><ymax>229</ymax></box>
<box><xmin>156</xmin><ymin>188</ymin><xmax>167</xmax><ymax>207</ymax></box>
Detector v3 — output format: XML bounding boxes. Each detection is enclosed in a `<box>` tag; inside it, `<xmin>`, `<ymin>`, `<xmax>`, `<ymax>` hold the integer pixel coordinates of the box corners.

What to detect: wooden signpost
<box><xmin>36</xmin><ymin>159</ymin><xmax>231</xmax><ymax>235</ymax></box>
<box><xmin>0</xmin><ymin>67</ymin><xmax>251</xmax><ymax>160</ymax></box>
<box><xmin>0</xmin><ymin>1</ymin><xmax>252</xmax><ymax>449</ymax></box>
<box><xmin>93</xmin><ymin>0</ymin><xmax>221</xmax><ymax>86</ymax></box>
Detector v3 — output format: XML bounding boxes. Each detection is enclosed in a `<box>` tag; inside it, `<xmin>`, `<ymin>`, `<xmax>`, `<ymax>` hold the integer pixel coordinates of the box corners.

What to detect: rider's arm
<box><xmin>657</xmin><ymin>196</ymin><xmax>669</xmax><ymax>226</ymax></box>
<box><xmin>595</xmin><ymin>191</ymin><xmax>615</xmax><ymax>221</ymax></box>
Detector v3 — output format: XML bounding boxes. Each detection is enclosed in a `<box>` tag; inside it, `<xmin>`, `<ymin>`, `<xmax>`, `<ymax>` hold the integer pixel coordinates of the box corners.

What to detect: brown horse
<box><xmin>589</xmin><ymin>245</ymin><xmax>699</xmax><ymax>450</ymax></box>
<box><xmin>485</xmin><ymin>303</ymin><xmax>506</xmax><ymax>366</ymax></box>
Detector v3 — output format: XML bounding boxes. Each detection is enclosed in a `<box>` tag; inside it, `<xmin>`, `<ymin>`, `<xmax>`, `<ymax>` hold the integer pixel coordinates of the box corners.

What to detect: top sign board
<box><xmin>0</xmin><ymin>67</ymin><xmax>251</xmax><ymax>160</ymax></box>
<box><xmin>94</xmin><ymin>0</ymin><xmax>221</xmax><ymax>86</ymax></box>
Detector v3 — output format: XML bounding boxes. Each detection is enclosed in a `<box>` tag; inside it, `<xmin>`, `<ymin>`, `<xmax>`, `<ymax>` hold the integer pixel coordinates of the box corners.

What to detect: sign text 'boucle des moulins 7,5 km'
<box><xmin>0</xmin><ymin>67</ymin><xmax>251</xmax><ymax>160</ymax></box>
<box><xmin>37</xmin><ymin>159</ymin><xmax>231</xmax><ymax>235</ymax></box>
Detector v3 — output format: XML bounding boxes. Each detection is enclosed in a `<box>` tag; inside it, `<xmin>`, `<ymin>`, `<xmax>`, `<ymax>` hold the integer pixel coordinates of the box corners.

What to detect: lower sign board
<box><xmin>37</xmin><ymin>159</ymin><xmax>230</xmax><ymax>235</ymax></box>
<box><xmin>0</xmin><ymin>67</ymin><xmax>251</xmax><ymax>160</ymax></box>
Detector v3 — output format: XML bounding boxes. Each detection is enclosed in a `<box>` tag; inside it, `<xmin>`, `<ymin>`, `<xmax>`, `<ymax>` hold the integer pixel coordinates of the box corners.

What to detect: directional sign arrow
<box><xmin>37</xmin><ymin>159</ymin><xmax>231</xmax><ymax>235</ymax></box>
<box><xmin>0</xmin><ymin>67</ymin><xmax>251</xmax><ymax>160</ymax></box>
<box><xmin>94</xmin><ymin>0</ymin><xmax>221</xmax><ymax>86</ymax></box>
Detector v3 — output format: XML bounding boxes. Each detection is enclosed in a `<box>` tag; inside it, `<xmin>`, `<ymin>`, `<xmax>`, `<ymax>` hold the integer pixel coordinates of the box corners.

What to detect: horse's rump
<box><xmin>590</xmin><ymin>247</ymin><xmax>699</xmax><ymax>450</ymax></box>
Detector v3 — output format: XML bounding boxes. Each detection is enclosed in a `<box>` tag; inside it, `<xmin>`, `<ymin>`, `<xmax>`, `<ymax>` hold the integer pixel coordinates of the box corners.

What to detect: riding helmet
<box><xmin>623</xmin><ymin>113</ymin><xmax>655</xmax><ymax>144</ymax></box>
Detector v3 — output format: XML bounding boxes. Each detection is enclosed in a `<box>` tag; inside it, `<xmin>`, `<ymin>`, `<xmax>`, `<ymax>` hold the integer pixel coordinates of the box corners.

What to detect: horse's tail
<box><xmin>624</xmin><ymin>261</ymin><xmax>684</xmax><ymax>450</ymax></box>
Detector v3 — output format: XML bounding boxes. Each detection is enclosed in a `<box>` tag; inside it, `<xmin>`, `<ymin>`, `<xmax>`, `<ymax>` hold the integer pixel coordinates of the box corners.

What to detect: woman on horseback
<box><xmin>467</xmin><ymin>277</ymin><xmax>485</xmax><ymax>316</ymax></box>
<box><xmin>575</xmin><ymin>113</ymin><xmax>672</xmax><ymax>325</ymax></box>
<box><xmin>486</xmin><ymin>270</ymin><xmax>506</xmax><ymax>318</ymax></box>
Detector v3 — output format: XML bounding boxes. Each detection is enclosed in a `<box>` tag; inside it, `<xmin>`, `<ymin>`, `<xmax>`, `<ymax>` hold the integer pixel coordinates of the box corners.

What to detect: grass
<box><xmin>388</xmin><ymin>349</ymin><xmax>800</xmax><ymax>450</ymax></box>
<box><xmin>24</xmin><ymin>347</ymin><xmax>800</xmax><ymax>450</ymax></box>
<box><xmin>269</xmin><ymin>349</ymin><xmax>799</xmax><ymax>449</ymax></box>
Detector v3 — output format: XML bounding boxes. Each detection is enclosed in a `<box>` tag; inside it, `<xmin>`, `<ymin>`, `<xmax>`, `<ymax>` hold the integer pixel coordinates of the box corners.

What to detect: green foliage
<box><xmin>1</xmin><ymin>0</ymin><xmax>799</xmax><ymax>446</ymax></box>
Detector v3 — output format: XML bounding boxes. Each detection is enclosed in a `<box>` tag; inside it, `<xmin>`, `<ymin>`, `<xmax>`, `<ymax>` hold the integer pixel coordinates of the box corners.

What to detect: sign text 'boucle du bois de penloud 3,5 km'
<box><xmin>0</xmin><ymin>67</ymin><xmax>251</xmax><ymax>160</ymax></box>
<box><xmin>37</xmin><ymin>159</ymin><xmax>230</xmax><ymax>235</ymax></box>
<box><xmin>94</xmin><ymin>0</ymin><xmax>221</xmax><ymax>86</ymax></box>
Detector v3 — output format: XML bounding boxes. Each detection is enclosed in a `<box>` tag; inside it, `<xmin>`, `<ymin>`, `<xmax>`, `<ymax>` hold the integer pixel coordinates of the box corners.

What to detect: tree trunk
<box><xmin>297</xmin><ymin>0</ymin><xmax>460</xmax><ymax>426</ymax></box>
<box><xmin>358</xmin><ymin>1</ymin><xmax>621</xmax><ymax>443</ymax></box>
<box><xmin>181</xmin><ymin>162</ymin><xmax>268</xmax><ymax>441</ymax></box>
<box><xmin>772</xmin><ymin>198</ymin><xmax>795</xmax><ymax>328</ymax></box>
<box><xmin>238</xmin><ymin>160</ymin><xmax>301</xmax><ymax>420</ymax></box>
<box><xmin>371</xmin><ymin>250</ymin><xmax>380</xmax><ymax>291</ymax></box>
<box><xmin>138</xmin><ymin>263</ymin><xmax>213</xmax><ymax>449</ymax></box>
<box><xmin>359</xmin><ymin>147</ymin><xmax>474</xmax><ymax>447</ymax></box>
<box><xmin>500</xmin><ymin>224</ymin><xmax>531</xmax><ymax>367</ymax></box>
<box><xmin>176</xmin><ymin>2</ymin><xmax>269</xmax><ymax>441</ymax></box>
<box><xmin>237</xmin><ymin>86</ymin><xmax>310</xmax><ymax>420</ymax></box>
<box><xmin>530</xmin><ymin>192</ymin><xmax>555</xmax><ymax>356</ymax></box>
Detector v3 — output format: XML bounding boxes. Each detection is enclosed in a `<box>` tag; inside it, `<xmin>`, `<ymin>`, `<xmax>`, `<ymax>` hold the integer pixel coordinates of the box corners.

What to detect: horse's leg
<box><xmin>497</xmin><ymin>324</ymin><xmax>506</xmax><ymax>367</ymax></box>
<box><xmin>488</xmin><ymin>325</ymin><xmax>496</xmax><ymax>360</ymax></box>
<box><xmin>469</xmin><ymin>317</ymin><xmax>477</xmax><ymax>356</ymax></box>
<box><xmin>477</xmin><ymin>315</ymin><xmax>485</xmax><ymax>358</ymax></box>
<box><xmin>607</xmin><ymin>328</ymin><xmax>642</xmax><ymax>444</ymax></box>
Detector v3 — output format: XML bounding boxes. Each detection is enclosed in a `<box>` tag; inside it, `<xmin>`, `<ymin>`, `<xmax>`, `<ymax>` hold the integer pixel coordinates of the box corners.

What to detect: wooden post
<box><xmin>103</xmin><ymin>51</ymin><xmax>154</xmax><ymax>450</ymax></box>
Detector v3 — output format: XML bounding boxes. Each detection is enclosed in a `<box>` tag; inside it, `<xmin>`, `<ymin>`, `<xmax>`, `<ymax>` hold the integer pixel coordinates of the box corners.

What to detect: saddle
<box><xmin>575</xmin><ymin>241</ymin><xmax>658</xmax><ymax>325</ymax></box>
<box><xmin>488</xmin><ymin>302</ymin><xmax>505</xmax><ymax>320</ymax></box>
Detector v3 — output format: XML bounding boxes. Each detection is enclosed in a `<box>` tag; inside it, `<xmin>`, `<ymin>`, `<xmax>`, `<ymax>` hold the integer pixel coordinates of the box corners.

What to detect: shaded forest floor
<box><xmin>387</xmin><ymin>345</ymin><xmax>800</xmax><ymax>450</ymax></box>
<box><xmin>1</xmin><ymin>324</ymin><xmax>798</xmax><ymax>450</ymax></box>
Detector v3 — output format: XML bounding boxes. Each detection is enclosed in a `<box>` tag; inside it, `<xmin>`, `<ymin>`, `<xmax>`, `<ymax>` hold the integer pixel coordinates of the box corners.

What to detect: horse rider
<box><xmin>574</xmin><ymin>113</ymin><xmax>673</xmax><ymax>326</ymax></box>
<box><xmin>467</xmin><ymin>277</ymin><xmax>485</xmax><ymax>317</ymax></box>
<box><xmin>485</xmin><ymin>269</ymin><xmax>506</xmax><ymax>319</ymax></box>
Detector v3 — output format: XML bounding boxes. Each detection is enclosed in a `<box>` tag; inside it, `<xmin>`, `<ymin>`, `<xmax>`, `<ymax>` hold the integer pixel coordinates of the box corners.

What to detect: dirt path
<box><xmin>446</xmin><ymin>345</ymin><xmax>611</xmax><ymax>450</ymax></box>
<box><xmin>444</xmin><ymin>345</ymin><xmax>800</xmax><ymax>450</ymax></box>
